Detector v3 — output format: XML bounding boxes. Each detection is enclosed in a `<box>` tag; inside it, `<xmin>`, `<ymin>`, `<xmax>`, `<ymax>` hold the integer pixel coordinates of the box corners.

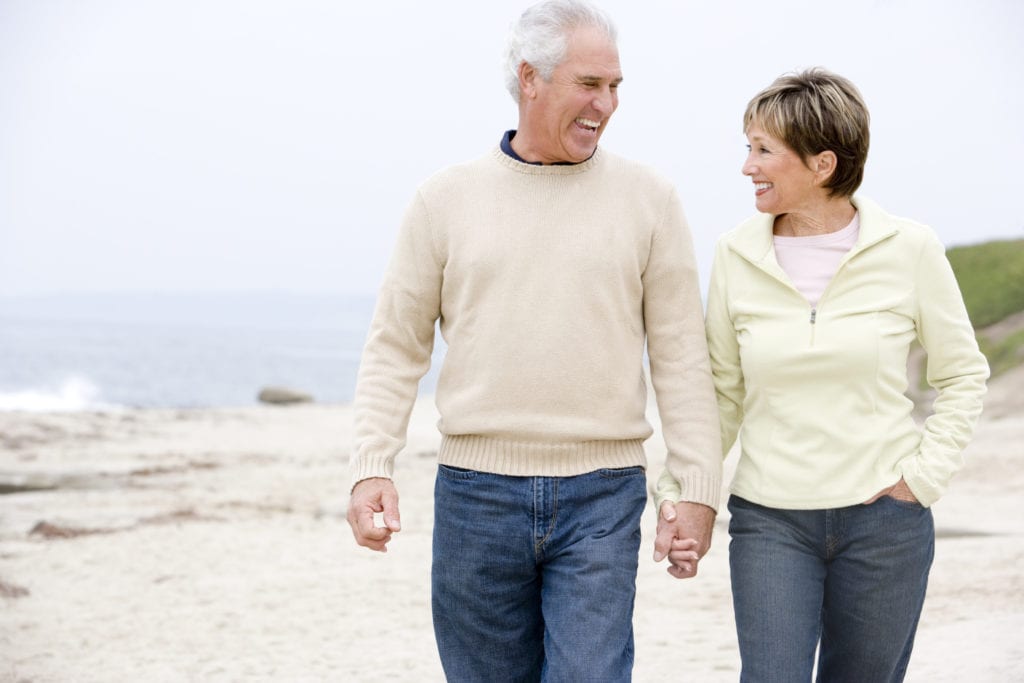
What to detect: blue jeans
<box><xmin>432</xmin><ymin>465</ymin><xmax>648</xmax><ymax>683</ymax></box>
<box><xmin>728</xmin><ymin>495</ymin><xmax>935</xmax><ymax>683</ymax></box>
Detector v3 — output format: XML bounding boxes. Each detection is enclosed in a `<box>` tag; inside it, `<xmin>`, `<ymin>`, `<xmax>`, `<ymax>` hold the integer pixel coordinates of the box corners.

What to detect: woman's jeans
<box><xmin>432</xmin><ymin>465</ymin><xmax>647</xmax><ymax>683</ymax></box>
<box><xmin>728</xmin><ymin>494</ymin><xmax>935</xmax><ymax>683</ymax></box>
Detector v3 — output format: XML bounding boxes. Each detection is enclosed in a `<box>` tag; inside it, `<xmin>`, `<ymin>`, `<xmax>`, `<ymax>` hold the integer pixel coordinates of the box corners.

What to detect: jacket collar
<box><xmin>728</xmin><ymin>195</ymin><xmax>900</xmax><ymax>269</ymax></box>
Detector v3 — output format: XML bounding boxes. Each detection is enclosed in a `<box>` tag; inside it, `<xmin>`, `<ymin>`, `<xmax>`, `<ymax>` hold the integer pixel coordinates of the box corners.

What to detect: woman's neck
<box><xmin>774</xmin><ymin>198</ymin><xmax>857</xmax><ymax>237</ymax></box>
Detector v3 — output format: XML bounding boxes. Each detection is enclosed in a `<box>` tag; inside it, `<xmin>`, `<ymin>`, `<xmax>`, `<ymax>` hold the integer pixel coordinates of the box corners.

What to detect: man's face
<box><xmin>522</xmin><ymin>26</ymin><xmax>622</xmax><ymax>164</ymax></box>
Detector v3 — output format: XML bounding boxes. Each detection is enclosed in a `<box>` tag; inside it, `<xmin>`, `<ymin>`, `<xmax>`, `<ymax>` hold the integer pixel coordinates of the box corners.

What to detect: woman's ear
<box><xmin>813</xmin><ymin>150</ymin><xmax>838</xmax><ymax>185</ymax></box>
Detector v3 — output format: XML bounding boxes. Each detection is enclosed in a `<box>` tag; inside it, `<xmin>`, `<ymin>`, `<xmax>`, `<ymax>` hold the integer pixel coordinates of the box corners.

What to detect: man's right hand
<box><xmin>653</xmin><ymin>500</ymin><xmax>716</xmax><ymax>579</ymax></box>
<box><xmin>347</xmin><ymin>477</ymin><xmax>402</xmax><ymax>552</ymax></box>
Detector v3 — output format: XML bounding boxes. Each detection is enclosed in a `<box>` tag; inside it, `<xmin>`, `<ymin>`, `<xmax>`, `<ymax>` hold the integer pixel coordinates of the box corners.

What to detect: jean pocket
<box><xmin>884</xmin><ymin>494</ymin><xmax>924</xmax><ymax>510</ymax></box>
<box><xmin>438</xmin><ymin>464</ymin><xmax>478</xmax><ymax>480</ymax></box>
<box><xmin>597</xmin><ymin>466</ymin><xmax>645</xmax><ymax>480</ymax></box>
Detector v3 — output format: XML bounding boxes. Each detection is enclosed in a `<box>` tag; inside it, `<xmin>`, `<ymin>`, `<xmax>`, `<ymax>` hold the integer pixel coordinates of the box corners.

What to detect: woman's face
<box><xmin>742</xmin><ymin>123</ymin><xmax>823</xmax><ymax>216</ymax></box>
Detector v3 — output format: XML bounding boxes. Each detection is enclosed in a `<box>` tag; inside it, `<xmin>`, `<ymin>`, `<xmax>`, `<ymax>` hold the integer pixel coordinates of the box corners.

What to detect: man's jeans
<box><xmin>432</xmin><ymin>465</ymin><xmax>647</xmax><ymax>682</ymax></box>
<box><xmin>728</xmin><ymin>494</ymin><xmax>935</xmax><ymax>683</ymax></box>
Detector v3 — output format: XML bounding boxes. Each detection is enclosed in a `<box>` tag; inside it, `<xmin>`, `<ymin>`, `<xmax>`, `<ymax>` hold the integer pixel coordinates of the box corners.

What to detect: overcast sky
<box><xmin>2</xmin><ymin>0</ymin><xmax>1022</xmax><ymax>297</ymax></box>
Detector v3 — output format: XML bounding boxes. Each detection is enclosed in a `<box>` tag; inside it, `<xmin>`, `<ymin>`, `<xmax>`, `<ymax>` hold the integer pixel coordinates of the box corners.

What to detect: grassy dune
<box><xmin>947</xmin><ymin>239</ymin><xmax>1024</xmax><ymax>329</ymax></box>
<box><xmin>947</xmin><ymin>238</ymin><xmax>1024</xmax><ymax>379</ymax></box>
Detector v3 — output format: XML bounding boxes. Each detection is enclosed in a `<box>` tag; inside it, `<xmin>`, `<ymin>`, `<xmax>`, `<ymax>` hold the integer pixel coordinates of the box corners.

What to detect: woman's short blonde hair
<box><xmin>744</xmin><ymin>67</ymin><xmax>870</xmax><ymax>198</ymax></box>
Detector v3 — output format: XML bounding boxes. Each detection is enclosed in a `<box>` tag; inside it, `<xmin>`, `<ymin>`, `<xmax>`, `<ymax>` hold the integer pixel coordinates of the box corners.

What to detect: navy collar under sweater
<box><xmin>500</xmin><ymin>129</ymin><xmax>591</xmax><ymax>166</ymax></box>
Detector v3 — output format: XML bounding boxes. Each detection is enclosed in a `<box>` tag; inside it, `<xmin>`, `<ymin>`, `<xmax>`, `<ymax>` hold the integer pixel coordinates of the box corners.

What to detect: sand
<box><xmin>1</xmin><ymin>387</ymin><xmax>1022</xmax><ymax>682</ymax></box>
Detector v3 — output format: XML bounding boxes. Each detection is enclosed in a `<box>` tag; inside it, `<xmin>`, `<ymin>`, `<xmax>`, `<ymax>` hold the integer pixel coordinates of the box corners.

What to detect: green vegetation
<box><xmin>947</xmin><ymin>238</ymin><xmax>1024</xmax><ymax>381</ymax></box>
<box><xmin>946</xmin><ymin>239</ymin><xmax>1024</xmax><ymax>329</ymax></box>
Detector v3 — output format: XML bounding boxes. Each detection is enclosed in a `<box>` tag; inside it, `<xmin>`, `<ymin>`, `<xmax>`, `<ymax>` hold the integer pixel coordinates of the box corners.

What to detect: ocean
<box><xmin>0</xmin><ymin>292</ymin><xmax>443</xmax><ymax>411</ymax></box>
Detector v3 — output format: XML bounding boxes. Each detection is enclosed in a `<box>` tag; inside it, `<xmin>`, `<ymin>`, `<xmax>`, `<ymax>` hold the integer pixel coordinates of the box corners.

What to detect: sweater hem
<box><xmin>438</xmin><ymin>434</ymin><xmax>648</xmax><ymax>477</ymax></box>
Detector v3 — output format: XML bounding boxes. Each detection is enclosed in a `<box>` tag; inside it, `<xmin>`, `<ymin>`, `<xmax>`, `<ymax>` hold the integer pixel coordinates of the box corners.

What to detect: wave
<box><xmin>0</xmin><ymin>376</ymin><xmax>121</xmax><ymax>412</ymax></box>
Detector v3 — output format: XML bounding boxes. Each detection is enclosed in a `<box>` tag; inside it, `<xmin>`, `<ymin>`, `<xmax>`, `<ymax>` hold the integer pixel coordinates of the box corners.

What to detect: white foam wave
<box><xmin>0</xmin><ymin>376</ymin><xmax>119</xmax><ymax>412</ymax></box>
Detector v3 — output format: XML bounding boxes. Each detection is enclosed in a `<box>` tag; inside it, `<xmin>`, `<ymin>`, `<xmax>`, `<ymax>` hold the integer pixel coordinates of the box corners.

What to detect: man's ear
<box><xmin>518</xmin><ymin>61</ymin><xmax>538</xmax><ymax>100</ymax></box>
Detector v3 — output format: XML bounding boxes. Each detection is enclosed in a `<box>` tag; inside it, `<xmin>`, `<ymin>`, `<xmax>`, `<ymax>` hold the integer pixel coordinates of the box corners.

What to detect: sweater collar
<box><xmin>492</xmin><ymin>144</ymin><xmax>603</xmax><ymax>175</ymax></box>
<box><xmin>499</xmin><ymin>129</ymin><xmax>594</xmax><ymax>166</ymax></box>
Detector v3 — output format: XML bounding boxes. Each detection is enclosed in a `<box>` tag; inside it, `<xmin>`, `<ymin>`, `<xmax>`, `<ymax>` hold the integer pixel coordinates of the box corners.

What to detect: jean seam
<box><xmin>534</xmin><ymin>478</ymin><xmax>559</xmax><ymax>557</ymax></box>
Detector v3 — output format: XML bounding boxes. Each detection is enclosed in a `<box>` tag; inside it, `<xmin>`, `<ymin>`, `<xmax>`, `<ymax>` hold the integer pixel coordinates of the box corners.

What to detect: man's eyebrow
<box><xmin>577</xmin><ymin>75</ymin><xmax>624</xmax><ymax>84</ymax></box>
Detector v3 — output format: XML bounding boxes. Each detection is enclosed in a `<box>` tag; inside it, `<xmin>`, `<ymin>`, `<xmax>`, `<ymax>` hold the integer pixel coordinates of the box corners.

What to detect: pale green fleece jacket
<box><xmin>657</xmin><ymin>196</ymin><xmax>988</xmax><ymax>510</ymax></box>
<box><xmin>352</xmin><ymin>147</ymin><xmax>722</xmax><ymax>508</ymax></box>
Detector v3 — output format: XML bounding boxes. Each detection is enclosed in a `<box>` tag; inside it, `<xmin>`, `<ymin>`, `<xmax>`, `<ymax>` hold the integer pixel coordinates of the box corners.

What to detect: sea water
<box><xmin>0</xmin><ymin>292</ymin><xmax>443</xmax><ymax>410</ymax></box>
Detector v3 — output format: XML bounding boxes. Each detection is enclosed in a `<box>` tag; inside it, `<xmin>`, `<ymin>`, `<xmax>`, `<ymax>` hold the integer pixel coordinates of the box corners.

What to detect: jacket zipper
<box><xmin>732</xmin><ymin>223</ymin><xmax>897</xmax><ymax>350</ymax></box>
<box><xmin>808</xmin><ymin>227</ymin><xmax>898</xmax><ymax>344</ymax></box>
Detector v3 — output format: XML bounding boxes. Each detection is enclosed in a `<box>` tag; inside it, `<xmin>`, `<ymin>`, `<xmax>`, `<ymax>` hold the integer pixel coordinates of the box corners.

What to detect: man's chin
<box><xmin>566</xmin><ymin>143</ymin><xmax>598</xmax><ymax>163</ymax></box>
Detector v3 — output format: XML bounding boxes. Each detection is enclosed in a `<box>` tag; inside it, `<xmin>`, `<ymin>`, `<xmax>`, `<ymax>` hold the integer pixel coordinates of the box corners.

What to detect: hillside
<box><xmin>947</xmin><ymin>238</ymin><xmax>1024</xmax><ymax>329</ymax></box>
<box><xmin>948</xmin><ymin>238</ymin><xmax>1024</xmax><ymax>379</ymax></box>
<box><xmin>908</xmin><ymin>238</ymin><xmax>1024</xmax><ymax>414</ymax></box>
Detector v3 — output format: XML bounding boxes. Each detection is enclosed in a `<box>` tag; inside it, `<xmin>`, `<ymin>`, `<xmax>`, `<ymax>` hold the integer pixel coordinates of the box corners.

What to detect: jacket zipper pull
<box><xmin>810</xmin><ymin>309</ymin><xmax>817</xmax><ymax>324</ymax></box>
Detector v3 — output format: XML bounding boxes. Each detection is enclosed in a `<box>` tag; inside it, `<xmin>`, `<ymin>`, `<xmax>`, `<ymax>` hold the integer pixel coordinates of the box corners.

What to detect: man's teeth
<box><xmin>755</xmin><ymin>182</ymin><xmax>772</xmax><ymax>191</ymax></box>
<box><xmin>577</xmin><ymin>118</ymin><xmax>600</xmax><ymax>129</ymax></box>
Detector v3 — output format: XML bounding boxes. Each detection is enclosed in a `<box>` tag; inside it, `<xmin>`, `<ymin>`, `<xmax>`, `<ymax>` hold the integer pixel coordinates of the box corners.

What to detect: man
<box><xmin>347</xmin><ymin>1</ymin><xmax>721</xmax><ymax>679</ymax></box>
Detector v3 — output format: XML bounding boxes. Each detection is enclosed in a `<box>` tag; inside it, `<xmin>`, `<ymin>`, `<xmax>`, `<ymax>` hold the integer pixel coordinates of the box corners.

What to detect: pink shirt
<box><xmin>773</xmin><ymin>213</ymin><xmax>860</xmax><ymax>307</ymax></box>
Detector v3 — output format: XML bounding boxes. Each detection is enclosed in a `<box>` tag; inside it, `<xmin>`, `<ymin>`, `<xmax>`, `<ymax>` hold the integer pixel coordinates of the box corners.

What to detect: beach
<box><xmin>2</xmin><ymin>372</ymin><xmax>1022</xmax><ymax>682</ymax></box>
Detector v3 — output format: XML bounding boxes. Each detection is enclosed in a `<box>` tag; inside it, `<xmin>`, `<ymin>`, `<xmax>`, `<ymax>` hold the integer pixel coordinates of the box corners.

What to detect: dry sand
<box><xmin>1</xmin><ymin>383</ymin><xmax>1022</xmax><ymax>681</ymax></box>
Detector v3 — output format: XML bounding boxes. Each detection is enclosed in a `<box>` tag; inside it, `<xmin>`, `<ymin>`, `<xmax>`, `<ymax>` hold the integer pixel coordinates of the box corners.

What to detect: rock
<box><xmin>29</xmin><ymin>521</ymin><xmax>97</xmax><ymax>539</ymax></box>
<box><xmin>0</xmin><ymin>579</ymin><xmax>30</xmax><ymax>598</ymax></box>
<box><xmin>257</xmin><ymin>386</ymin><xmax>314</xmax><ymax>405</ymax></box>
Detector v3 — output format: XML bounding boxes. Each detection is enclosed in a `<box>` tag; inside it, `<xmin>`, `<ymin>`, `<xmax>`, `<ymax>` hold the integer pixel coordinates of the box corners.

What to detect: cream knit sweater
<box><xmin>351</xmin><ymin>146</ymin><xmax>722</xmax><ymax>508</ymax></box>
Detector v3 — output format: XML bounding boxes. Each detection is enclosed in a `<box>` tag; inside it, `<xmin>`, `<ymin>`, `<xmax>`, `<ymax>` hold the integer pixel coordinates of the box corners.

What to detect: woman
<box><xmin>659</xmin><ymin>68</ymin><xmax>989</xmax><ymax>681</ymax></box>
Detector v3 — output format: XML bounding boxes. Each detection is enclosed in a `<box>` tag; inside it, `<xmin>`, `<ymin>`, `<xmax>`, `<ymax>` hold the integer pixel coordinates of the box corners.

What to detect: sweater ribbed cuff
<box><xmin>349</xmin><ymin>454</ymin><xmax>395</xmax><ymax>493</ymax></box>
<box><xmin>676</xmin><ymin>474</ymin><xmax>722</xmax><ymax>512</ymax></box>
<box><xmin>654</xmin><ymin>467</ymin><xmax>722</xmax><ymax>512</ymax></box>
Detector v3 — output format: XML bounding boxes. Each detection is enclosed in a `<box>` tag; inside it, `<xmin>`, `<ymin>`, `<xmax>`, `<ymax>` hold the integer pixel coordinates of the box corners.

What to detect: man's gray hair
<box><xmin>503</xmin><ymin>0</ymin><xmax>617</xmax><ymax>103</ymax></box>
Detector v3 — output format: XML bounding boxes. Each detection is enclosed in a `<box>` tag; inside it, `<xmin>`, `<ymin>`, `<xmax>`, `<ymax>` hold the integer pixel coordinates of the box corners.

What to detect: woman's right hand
<box><xmin>863</xmin><ymin>477</ymin><xmax>919</xmax><ymax>505</ymax></box>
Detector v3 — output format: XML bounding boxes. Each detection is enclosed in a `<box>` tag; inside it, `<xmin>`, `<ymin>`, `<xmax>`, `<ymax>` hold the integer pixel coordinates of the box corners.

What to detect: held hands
<box><xmin>347</xmin><ymin>477</ymin><xmax>402</xmax><ymax>552</ymax></box>
<box><xmin>653</xmin><ymin>500</ymin><xmax>716</xmax><ymax>579</ymax></box>
<box><xmin>863</xmin><ymin>477</ymin><xmax>920</xmax><ymax>505</ymax></box>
